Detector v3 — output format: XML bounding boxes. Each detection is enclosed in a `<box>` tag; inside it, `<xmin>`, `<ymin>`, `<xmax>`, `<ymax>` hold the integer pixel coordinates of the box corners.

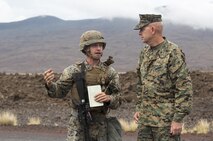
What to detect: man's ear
<box><xmin>150</xmin><ymin>26</ymin><xmax>156</xmax><ymax>34</ymax></box>
<box><xmin>85</xmin><ymin>46</ymin><xmax>91</xmax><ymax>56</ymax></box>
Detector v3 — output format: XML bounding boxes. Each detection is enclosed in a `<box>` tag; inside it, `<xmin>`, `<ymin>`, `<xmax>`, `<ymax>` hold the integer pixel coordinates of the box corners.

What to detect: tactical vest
<box><xmin>71</xmin><ymin>63</ymin><xmax>110</xmax><ymax>112</ymax></box>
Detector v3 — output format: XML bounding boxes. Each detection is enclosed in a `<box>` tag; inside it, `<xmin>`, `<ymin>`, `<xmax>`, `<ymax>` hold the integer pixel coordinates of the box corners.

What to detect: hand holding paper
<box><xmin>87</xmin><ymin>85</ymin><xmax>111</xmax><ymax>108</ymax></box>
<box><xmin>87</xmin><ymin>85</ymin><xmax>104</xmax><ymax>107</ymax></box>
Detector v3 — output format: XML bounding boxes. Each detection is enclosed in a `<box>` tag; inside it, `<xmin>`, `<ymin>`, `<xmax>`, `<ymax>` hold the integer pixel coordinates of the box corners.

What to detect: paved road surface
<box><xmin>0</xmin><ymin>131</ymin><xmax>66</xmax><ymax>141</ymax></box>
<box><xmin>0</xmin><ymin>126</ymin><xmax>67</xmax><ymax>141</ymax></box>
<box><xmin>1</xmin><ymin>126</ymin><xmax>211</xmax><ymax>141</ymax></box>
<box><xmin>0</xmin><ymin>126</ymin><xmax>136</xmax><ymax>141</ymax></box>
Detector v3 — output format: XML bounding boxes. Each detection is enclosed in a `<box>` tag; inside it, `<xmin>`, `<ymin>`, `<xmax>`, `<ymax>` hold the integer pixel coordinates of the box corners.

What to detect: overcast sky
<box><xmin>1</xmin><ymin>0</ymin><xmax>213</xmax><ymax>29</ymax></box>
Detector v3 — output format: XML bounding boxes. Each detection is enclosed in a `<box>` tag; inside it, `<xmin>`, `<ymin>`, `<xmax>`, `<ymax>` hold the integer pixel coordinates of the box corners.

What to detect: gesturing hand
<box><xmin>43</xmin><ymin>69</ymin><xmax>55</xmax><ymax>86</ymax></box>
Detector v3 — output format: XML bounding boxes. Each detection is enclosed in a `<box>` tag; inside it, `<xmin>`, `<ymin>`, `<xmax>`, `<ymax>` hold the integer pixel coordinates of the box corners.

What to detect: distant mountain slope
<box><xmin>0</xmin><ymin>16</ymin><xmax>213</xmax><ymax>73</ymax></box>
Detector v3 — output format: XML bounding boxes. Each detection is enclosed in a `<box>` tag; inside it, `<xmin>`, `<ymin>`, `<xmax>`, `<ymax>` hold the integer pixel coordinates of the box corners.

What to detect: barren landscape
<box><xmin>0</xmin><ymin>70</ymin><xmax>213</xmax><ymax>140</ymax></box>
<box><xmin>0</xmin><ymin>14</ymin><xmax>213</xmax><ymax>141</ymax></box>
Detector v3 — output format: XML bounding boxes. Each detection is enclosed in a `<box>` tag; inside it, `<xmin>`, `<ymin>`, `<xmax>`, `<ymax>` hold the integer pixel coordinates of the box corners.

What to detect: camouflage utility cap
<box><xmin>79</xmin><ymin>30</ymin><xmax>106</xmax><ymax>52</ymax></box>
<box><xmin>134</xmin><ymin>14</ymin><xmax>162</xmax><ymax>30</ymax></box>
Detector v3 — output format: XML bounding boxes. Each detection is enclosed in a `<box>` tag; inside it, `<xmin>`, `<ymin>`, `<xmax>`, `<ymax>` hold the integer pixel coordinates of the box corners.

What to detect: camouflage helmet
<box><xmin>79</xmin><ymin>30</ymin><xmax>106</xmax><ymax>53</ymax></box>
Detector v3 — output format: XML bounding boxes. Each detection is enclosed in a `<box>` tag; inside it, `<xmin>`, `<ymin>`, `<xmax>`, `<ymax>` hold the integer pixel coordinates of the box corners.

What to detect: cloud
<box><xmin>0</xmin><ymin>0</ymin><xmax>14</xmax><ymax>22</ymax></box>
<box><xmin>156</xmin><ymin>1</ymin><xmax>213</xmax><ymax>29</ymax></box>
<box><xmin>0</xmin><ymin>0</ymin><xmax>27</xmax><ymax>22</ymax></box>
<box><xmin>1</xmin><ymin>0</ymin><xmax>213</xmax><ymax>29</ymax></box>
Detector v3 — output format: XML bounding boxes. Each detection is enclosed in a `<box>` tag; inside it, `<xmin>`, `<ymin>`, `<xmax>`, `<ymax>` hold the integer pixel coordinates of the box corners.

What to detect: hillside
<box><xmin>0</xmin><ymin>16</ymin><xmax>213</xmax><ymax>73</ymax></box>
<box><xmin>0</xmin><ymin>71</ymin><xmax>212</xmax><ymax>129</ymax></box>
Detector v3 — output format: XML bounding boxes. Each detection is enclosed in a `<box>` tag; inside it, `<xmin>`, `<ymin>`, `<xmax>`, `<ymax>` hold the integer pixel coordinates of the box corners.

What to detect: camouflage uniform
<box><xmin>134</xmin><ymin>14</ymin><xmax>193</xmax><ymax>141</ymax></box>
<box><xmin>45</xmin><ymin>30</ymin><xmax>122</xmax><ymax>141</ymax></box>
<box><xmin>46</xmin><ymin>61</ymin><xmax>122</xmax><ymax>141</ymax></box>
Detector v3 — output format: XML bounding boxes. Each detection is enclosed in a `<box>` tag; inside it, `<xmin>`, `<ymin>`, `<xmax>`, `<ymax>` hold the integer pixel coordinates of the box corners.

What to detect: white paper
<box><xmin>87</xmin><ymin>85</ymin><xmax>104</xmax><ymax>107</ymax></box>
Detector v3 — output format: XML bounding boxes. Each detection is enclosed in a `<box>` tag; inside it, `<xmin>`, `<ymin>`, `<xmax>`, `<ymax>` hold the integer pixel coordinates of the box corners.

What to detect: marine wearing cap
<box><xmin>134</xmin><ymin>14</ymin><xmax>162</xmax><ymax>30</ymax></box>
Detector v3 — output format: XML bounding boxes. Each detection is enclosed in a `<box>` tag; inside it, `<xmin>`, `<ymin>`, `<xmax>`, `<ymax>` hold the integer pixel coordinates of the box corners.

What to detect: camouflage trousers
<box><xmin>137</xmin><ymin>125</ymin><xmax>180</xmax><ymax>141</ymax></box>
<box><xmin>66</xmin><ymin>108</ymin><xmax>122</xmax><ymax>141</ymax></box>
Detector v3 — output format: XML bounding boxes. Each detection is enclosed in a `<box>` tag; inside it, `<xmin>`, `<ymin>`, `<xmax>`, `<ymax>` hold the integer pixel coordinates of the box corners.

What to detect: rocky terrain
<box><xmin>0</xmin><ymin>71</ymin><xmax>213</xmax><ymax>140</ymax></box>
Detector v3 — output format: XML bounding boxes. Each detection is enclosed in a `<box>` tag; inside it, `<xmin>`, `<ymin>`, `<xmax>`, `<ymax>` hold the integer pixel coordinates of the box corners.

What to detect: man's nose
<box><xmin>138</xmin><ymin>29</ymin><xmax>142</xmax><ymax>35</ymax></box>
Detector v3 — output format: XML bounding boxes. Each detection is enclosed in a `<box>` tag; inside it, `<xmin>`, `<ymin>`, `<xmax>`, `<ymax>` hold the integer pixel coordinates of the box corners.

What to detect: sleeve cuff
<box><xmin>173</xmin><ymin>113</ymin><xmax>185</xmax><ymax>123</ymax></box>
<box><xmin>45</xmin><ymin>83</ymin><xmax>50</xmax><ymax>90</ymax></box>
<box><xmin>107</xmin><ymin>95</ymin><xmax>121</xmax><ymax>109</ymax></box>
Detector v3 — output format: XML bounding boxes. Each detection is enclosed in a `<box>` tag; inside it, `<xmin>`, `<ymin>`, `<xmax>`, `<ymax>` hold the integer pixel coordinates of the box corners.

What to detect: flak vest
<box><xmin>71</xmin><ymin>63</ymin><xmax>110</xmax><ymax>118</ymax></box>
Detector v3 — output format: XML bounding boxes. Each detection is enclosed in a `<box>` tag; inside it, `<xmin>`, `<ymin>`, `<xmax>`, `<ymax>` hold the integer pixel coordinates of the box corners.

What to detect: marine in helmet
<box><xmin>43</xmin><ymin>30</ymin><xmax>122</xmax><ymax>141</ymax></box>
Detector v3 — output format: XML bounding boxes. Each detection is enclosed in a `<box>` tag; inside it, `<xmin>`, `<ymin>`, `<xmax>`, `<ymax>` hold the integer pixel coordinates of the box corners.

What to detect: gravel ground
<box><xmin>0</xmin><ymin>71</ymin><xmax>213</xmax><ymax>140</ymax></box>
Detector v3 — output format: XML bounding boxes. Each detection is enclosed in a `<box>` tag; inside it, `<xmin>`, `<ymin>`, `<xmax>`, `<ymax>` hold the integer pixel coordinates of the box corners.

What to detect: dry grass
<box><xmin>182</xmin><ymin>119</ymin><xmax>212</xmax><ymax>134</ymax></box>
<box><xmin>211</xmin><ymin>121</ymin><xmax>213</xmax><ymax>131</ymax></box>
<box><xmin>119</xmin><ymin>118</ymin><xmax>212</xmax><ymax>134</ymax></box>
<box><xmin>192</xmin><ymin>119</ymin><xmax>210</xmax><ymax>134</ymax></box>
<box><xmin>0</xmin><ymin>111</ymin><xmax>18</xmax><ymax>126</ymax></box>
<box><xmin>27</xmin><ymin>117</ymin><xmax>41</xmax><ymax>125</ymax></box>
<box><xmin>119</xmin><ymin>118</ymin><xmax>138</xmax><ymax>132</ymax></box>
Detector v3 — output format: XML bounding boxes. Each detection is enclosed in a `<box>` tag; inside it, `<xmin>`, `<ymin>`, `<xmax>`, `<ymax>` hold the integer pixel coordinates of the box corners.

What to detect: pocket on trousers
<box><xmin>106</xmin><ymin>117</ymin><xmax>122</xmax><ymax>141</ymax></box>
